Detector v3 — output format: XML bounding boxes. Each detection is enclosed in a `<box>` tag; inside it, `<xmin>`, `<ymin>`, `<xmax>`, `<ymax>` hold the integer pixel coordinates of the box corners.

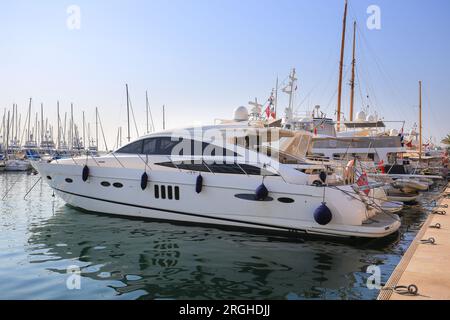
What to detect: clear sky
<box><xmin>1</xmin><ymin>0</ymin><xmax>449</xmax><ymax>149</ymax></box>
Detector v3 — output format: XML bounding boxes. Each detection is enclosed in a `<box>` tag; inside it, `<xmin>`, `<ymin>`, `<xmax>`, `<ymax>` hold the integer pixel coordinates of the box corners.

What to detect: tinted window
<box><xmin>156</xmin><ymin>162</ymin><xmax>177</xmax><ymax>169</ymax></box>
<box><xmin>158</xmin><ymin>137</ymin><xmax>182</xmax><ymax>155</ymax></box>
<box><xmin>177</xmin><ymin>162</ymin><xmax>211</xmax><ymax>173</ymax></box>
<box><xmin>170</xmin><ymin>138</ymin><xmax>238</xmax><ymax>157</ymax></box>
<box><xmin>142</xmin><ymin>138</ymin><xmax>158</xmax><ymax>155</ymax></box>
<box><xmin>206</xmin><ymin>162</ymin><xmax>245</xmax><ymax>175</ymax></box>
<box><xmin>116</xmin><ymin>140</ymin><xmax>143</xmax><ymax>154</ymax></box>
<box><xmin>202</xmin><ymin>141</ymin><xmax>238</xmax><ymax>157</ymax></box>
<box><xmin>239</xmin><ymin>164</ymin><xmax>277</xmax><ymax>176</ymax></box>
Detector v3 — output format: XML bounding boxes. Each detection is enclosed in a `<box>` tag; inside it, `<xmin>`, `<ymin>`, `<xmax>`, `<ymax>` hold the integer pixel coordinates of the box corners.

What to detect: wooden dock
<box><xmin>378</xmin><ymin>186</ymin><xmax>450</xmax><ymax>300</ymax></box>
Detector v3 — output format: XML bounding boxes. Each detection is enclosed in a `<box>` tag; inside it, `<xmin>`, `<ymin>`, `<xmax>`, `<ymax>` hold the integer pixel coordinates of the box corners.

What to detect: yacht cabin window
<box><xmin>116</xmin><ymin>137</ymin><xmax>239</xmax><ymax>157</ymax></box>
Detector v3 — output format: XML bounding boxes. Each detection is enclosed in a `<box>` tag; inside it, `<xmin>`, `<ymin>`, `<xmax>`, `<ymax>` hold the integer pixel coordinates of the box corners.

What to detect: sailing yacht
<box><xmin>32</xmin><ymin>108</ymin><xmax>401</xmax><ymax>239</ymax></box>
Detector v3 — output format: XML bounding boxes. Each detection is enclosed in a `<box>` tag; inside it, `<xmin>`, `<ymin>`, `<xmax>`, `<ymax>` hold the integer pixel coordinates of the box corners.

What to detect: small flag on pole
<box><xmin>356</xmin><ymin>173</ymin><xmax>370</xmax><ymax>195</ymax></box>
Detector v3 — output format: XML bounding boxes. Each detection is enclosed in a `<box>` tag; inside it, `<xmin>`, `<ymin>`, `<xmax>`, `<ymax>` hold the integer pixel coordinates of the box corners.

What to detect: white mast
<box><xmin>27</xmin><ymin>98</ymin><xmax>32</xmax><ymax>142</ymax></box>
<box><xmin>57</xmin><ymin>101</ymin><xmax>60</xmax><ymax>150</ymax></box>
<box><xmin>95</xmin><ymin>107</ymin><xmax>99</xmax><ymax>150</ymax></box>
<box><xmin>70</xmin><ymin>103</ymin><xmax>74</xmax><ymax>150</ymax></box>
<box><xmin>126</xmin><ymin>84</ymin><xmax>130</xmax><ymax>142</ymax></box>
<box><xmin>283</xmin><ymin>68</ymin><xmax>297</xmax><ymax>123</ymax></box>
<box><xmin>82</xmin><ymin>111</ymin><xmax>86</xmax><ymax>150</ymax></box>
<box><xmin>41</xmin><ymin>103</ymin><xmax>44</xmax><ymax>146</ymax></box>
<box><xmin>274</xmin><ymin>77</ymin><xmax>279</xmax><ymax>117</ymax></box>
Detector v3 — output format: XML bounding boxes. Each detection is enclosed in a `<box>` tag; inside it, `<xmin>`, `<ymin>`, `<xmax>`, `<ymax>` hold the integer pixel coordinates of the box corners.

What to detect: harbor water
<box><xmin>0</xmin><ymin>172</ymin><xmax>442</xmax><ymax>300</ymax></box>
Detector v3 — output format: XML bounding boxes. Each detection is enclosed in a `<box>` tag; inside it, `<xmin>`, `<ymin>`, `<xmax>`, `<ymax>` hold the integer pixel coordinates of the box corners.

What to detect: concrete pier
<box><xmin>378</xmin><ymin>186</ymin><xmax>450</xmax><ymax>300</ymax></box>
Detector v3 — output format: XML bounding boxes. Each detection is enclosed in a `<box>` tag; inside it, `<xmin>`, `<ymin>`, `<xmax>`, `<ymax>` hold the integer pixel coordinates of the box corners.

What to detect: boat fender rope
<box><xmin>82</xmin><ymin>165</ymin><xmax>90</xmax><ymax>182</ymax></box>
<box><xmin>432</xmin><ymin>210</ymin><xmax>446</xmax><ymax>216</ymax></box>
<box><xmin>387</xmin><ymin>285</ymin><xmax>419</xmax><ymax>296</ymax></box>
<box><xmin>319</xmin><ymin>171</ymin><xmax>327</xmax><ymax>184</ymax></box>
<box><xmin>420</xmin><ymin>237</ymin><xmax>436</xmax><ymax>245</ymax></box>
<box><xmin>430</xmin><ymin>223</ymin><xmax>441</xmax><ymax>229</ymax></box>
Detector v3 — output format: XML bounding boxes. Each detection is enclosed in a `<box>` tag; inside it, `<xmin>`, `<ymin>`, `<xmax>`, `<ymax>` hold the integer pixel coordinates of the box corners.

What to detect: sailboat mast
<box><xmin>126</xmin><ymin>84</ymin><xmax>131</xmax><ymax>142</ymax></box>
<box><xmin>63</xmin><ymin>112</ymin><xmax>67</xmax><ymax>146</ymax></box>
<box><xmin>35</xmin><ymin>113</ymin><xmax>38</xmax><ymax>144</ymax></box>
<box><xmin>6</xmin><ymin>111</ymin><xmax>10</xmax><ymax>153</ymax></box>
<box><xmin>82</xmin><ymin>111</ymin><xmax>86</xmax><ymax>150</ymax></box>
<box><xmin>27</xmin><ymin>98</ymin><xmax>32</xmax><ymax>141</ymax></box>
<box><xmin>336</xmin><ymin>0</ymin><xmax>348</xmax><ymax>131</ymax></box>
<box><xmin>274</xmin><ymin>77</ymin><xmax>279</xmax><ymax>117</ymax></box>
<box><xmin>57</xmin><ymin>101</ymin><xmax>60</xmax><ymax>150</ymax></box>
<box><xmin>87</xmin><ymin>123</ymin><xmax>91</xmax><ymax>147</ymax></box>
<box><xmin>146</xmin><ymin>91</ymin><xmax>149</xmax><ymax>134</ymax></box>
<box><xmin>95</xmin><ymin>107</ymin><xmax>99</xmax><ymax>149</ymax></box>
<box><xmin>41</xmin><ymin>103</ymin><xmax>44</xmax><ymax>146</ymax></box>
<box><xmin>350</xmin><ymin>20</ymin><xmax>357</xmax><ymax>122</ymax></box>
<box><xmin>15</xmin><ymin>104</ymin><xmax>18</xmax><ymax>142</ymax></box>
<box><xmin>419</xmin><ymin>80</ymin><xmax>423</xmax><ymax>160</ymax></box>
<box><xmin>70</xmin><ymin>103</ymin><xmax>74</xmax><ymax>150</ymax></box>
<box><xmin>11</xmin><ymin>104</ymin><xmax>15</xmax><ymax>143</ymax></box>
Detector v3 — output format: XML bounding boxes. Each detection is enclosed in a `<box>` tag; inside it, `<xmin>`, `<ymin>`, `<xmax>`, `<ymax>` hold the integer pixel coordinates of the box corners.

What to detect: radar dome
<box><xmin>233</xmin><ymin>106</ymin><xmax>249</xmax><ymax>122</ymax></box>
<box><xmin>356</xmin><ymin>111</ymin><xmax>366</xmax><ymax>122</ymax></box>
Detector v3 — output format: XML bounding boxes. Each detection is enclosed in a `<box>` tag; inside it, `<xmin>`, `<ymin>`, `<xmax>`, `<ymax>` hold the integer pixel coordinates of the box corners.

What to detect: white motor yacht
<box><xmin>32</xmin><ymin>118</ymin><xmax>401</xmax><ymax>239</ymax></box>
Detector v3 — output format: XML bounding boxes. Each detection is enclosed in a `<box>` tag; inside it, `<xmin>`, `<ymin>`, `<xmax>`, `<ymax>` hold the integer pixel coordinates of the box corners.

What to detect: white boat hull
<box><xmin>4</xmin><ymin>160</ymin><xmax>31</xmax><ymax>171</ymax></box>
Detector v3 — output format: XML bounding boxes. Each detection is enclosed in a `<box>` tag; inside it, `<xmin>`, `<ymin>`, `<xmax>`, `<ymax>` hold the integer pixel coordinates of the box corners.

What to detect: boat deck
<box><xmin>378</xmin><ymin>184</ymin><xmax>450</xmax><ymax>300</ymax></box>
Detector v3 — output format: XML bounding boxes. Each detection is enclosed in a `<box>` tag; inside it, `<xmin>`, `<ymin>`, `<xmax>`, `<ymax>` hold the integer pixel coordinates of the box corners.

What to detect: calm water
<box><xmin>0</xmin><ymin>172</ymin><xmax>443</xmax><ymax>300</ymax></box>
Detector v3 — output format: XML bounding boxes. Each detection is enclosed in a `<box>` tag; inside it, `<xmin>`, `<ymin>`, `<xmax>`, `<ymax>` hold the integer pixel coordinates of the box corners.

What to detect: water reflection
<box><xmin>0</xmin><ymin>172</ymin><xmax>443</xmax><ymax>300</ymax></box>
<box><xmin>24</xmin><ymin>205</ymin><xmax>379</xmax><ymax>299</ymax></box>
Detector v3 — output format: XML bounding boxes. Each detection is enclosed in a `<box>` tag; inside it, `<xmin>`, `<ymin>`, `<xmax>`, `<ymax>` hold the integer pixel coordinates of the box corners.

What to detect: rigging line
<box><xmin>357</xmin><ymin>23</ymin><xmax>411</xmax><ymax>113</ymax></box>
<box><xmin>96</xmin><ymin>110</ymin><xmax>109</xmax><ymax>151</ymax></box>
<box><xmin>423</xmin><ymin>86</ymin><xmax>444</xmax><ymax>138</ymax></box>
<box><xmin>19</xmin><ymin>104</ymin><xmax>30</xmax><ymax>146</ymax></box>
<box><xmin>355</xmin><ymin>66</ymin><xmax>366</xmax><ymax>111</ymax></box>
<box><xmin>355</xmin><ymin>30</ymin><xmax>381</xmax><ymax>112</ymax></box>
<box><xmin>325</xmin><ymin>65</ymin><xmax>352</xmax><ymax>116</ymax></box>
<box><xmin>128</xmin><ymin>96</ymin><xmax>140</xmax><ymax>138</ymax></box>
<box><xmin>23</xmin><ymin>177</ymin><xmax>42</xmax><ymax>200</ymax></box>
<box><xmin>2</xmin><ymin>174</ymin><xmax>23</xmax><ymax>201</ymax></box>
<box><xmin>293</xmin><ymin>48</ymin><xmax>339</xmax><ymax>114</ymax></box>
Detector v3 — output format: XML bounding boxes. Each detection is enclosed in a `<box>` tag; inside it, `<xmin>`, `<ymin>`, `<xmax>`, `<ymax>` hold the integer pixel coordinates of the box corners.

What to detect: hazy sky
<box><xmin>1</xmin><ymin>0</ymin><xmax>449</xmax><ymax>149</ymax></box>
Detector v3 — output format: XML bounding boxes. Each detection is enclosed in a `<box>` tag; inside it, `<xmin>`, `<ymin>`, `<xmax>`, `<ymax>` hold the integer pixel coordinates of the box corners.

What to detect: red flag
<box><xmin>357</xmin><ymin>173</ymin><xmax>370</xmax><ymax>195</ymax></box>
<box><xmin>378</xmin><ymin>160</ymin><xmax>385</xmax><ymax>174</ymax></box>
<box><xmin>265</xmin><ymin>105</ymin><xmax>271</xmax><ymax>118</ymax></box>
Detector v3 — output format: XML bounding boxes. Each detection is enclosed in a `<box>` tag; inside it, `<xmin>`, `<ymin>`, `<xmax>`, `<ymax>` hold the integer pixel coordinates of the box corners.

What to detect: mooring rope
<box><xmin>23</xmin><ymin>177</ymin><xmax>42</xmax><ymax>200</ymax></box>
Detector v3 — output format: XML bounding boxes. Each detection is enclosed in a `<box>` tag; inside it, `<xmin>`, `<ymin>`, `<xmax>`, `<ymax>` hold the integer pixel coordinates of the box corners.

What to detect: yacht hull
<box><xmin>33</xmin><ymin>161</ymin><xmax>401</xmax><ymax>239</ymax></box>
<box><xmin>5</xmin><ymin>160</ymin><xmax>31</xmax><ymax>171</ymax></box>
